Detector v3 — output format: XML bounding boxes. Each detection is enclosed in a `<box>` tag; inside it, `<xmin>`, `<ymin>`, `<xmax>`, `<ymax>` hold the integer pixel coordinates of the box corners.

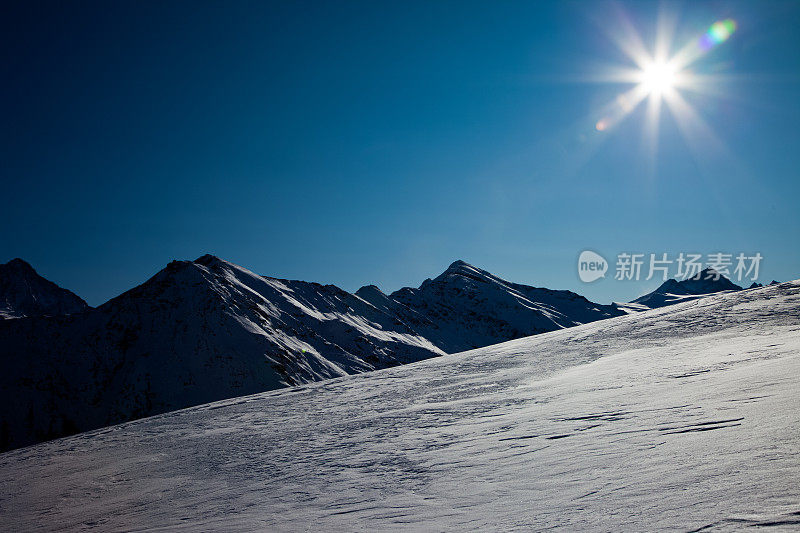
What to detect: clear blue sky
<box><xmin>2</xmin><ymin>0</ymin><xmax>799</xmax><ymax>306</ymax></box>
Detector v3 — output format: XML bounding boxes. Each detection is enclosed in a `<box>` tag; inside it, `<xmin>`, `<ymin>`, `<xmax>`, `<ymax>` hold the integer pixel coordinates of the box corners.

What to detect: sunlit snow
<box><xmin>0</xmin><ymin>281</ymin><xmax>798</xmax><ymax>531</ymax></box>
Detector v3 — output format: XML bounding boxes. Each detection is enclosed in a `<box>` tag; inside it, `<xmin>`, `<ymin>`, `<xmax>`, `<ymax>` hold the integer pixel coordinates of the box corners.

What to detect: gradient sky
<box><xmin>3</xmin><ymin>0</ymin><xmax>799</xmax><ymax>306</ymax></box>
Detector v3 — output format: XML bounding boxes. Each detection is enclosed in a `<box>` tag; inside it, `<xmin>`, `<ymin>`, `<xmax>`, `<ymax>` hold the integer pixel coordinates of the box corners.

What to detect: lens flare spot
<box><xmin>699</xmin><ymin>19</ymin><xmax>737</xmax><ymax>51</ymax></box>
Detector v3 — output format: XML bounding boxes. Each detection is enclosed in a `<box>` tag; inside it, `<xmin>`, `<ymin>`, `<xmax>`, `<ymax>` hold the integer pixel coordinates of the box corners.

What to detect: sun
<box><xmin>589</xmin><ymin>15</ymin><xmax>739</xmax><ymax>136</ymax></box>
<box><xmin>639</xmin><ymin>61</ymin><xmax>677</xmax><ymax>95</ymax></box>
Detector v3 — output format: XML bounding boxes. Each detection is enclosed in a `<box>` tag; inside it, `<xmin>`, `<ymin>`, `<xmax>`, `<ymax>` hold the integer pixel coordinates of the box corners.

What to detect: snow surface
<box><xmin>0</xmin><ymin>282</ymin><xmax>798</xmax><ymax>531</ymax></box>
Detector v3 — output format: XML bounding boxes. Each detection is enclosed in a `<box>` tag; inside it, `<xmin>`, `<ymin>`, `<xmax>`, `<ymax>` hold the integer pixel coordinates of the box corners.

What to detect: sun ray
<box><xmin>597</xmin><ymin>3</ymin><xmax>652</xmax><ymax>70</ymax></box>
<box><xmin>653</xmin><ymin>3</ymin><xmax>679</xmax><ymax>64</ymax></box>
<box><xmin>595</xmin><ymin>84</ymin><xmax>650</xmax><ymax>132</ymax></box>
<box><xmin>641</xmin><ymin>89</ymin><xmax>663</xmax><ymax>182</ymax></box>
<box><xmin>579</xmin><ymin>65</ymin><xmax>647</xmax><ymax>85</ymax></box>
<box><xmin>662</xmin><ymin>88</ymin><xmax>730</xmax><ymax>162</ymax></box>
<box><xmin>660</xmin><ymin>86</ymin><xmax>749</xmax><ymax>228</ymax></box>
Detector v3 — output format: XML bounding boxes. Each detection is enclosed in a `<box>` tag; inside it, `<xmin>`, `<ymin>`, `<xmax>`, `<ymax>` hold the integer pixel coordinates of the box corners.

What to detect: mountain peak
<box><xmin>3</xmin><ymin>258</ymin><xmax>35</xmax><ymax>273</ymax></box>
<box><xmin>693</xmin><ymin>267</ymin><xmax>721</xmax><ymax>279</ymax></box>
<box><xmin>355</xmin><ymin>284</ymin><xmax>384</xmax><ymax>298</ymax></box>
<box><xmin>431</xmin><ymin>261</ymin><xmax>497</xmax><ymax>288</ymax></box>
<box><xmin>0</xmin><ymin>259</ymin><xmax>88</xmax><ymax>319</ymax></box>
<box><xmin>439</xmin><ymin>259</ymin><xmax>487</xmax><ymax>278</ymax></box>
<box><xmin>194</xmin><ymin>254</ymin><xmax>225</xmax><ymax>267</ymax></box>
<box><xmin>380</xmin><ymin>258</ymin><xmax>624</xmax><ymax>353</ymax></box>
<box><xmin>6</xmin><ymin>257</ymin><xmax>31</xmax><ymax>266</ymax></box>
<box><xmin>631</xmin><ymin>267</ymin><xmax>742</xmax><ymax>309</ymax></box>
<box><xmin>447</xmin><ymin>259</ymin><xmax>472</xmax><ymax>269</ymax></box>
<box><xmin>680</xmin><ymin>267</ymin><xmax>741</xmax><ymax>290</ymax></box>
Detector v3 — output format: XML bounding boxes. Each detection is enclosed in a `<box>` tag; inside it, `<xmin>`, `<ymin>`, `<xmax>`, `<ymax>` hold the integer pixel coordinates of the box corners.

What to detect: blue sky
<box><xmin>2</xmin><ymin>0</ymin><xmax>799</xmax><ymax>305</ymax></box>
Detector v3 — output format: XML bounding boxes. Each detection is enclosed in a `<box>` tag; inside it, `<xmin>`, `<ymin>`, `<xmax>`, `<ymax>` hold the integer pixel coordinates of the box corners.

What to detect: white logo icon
<box><xmin>578</xmin><ymin>251</ymin><xmax>608</xmax><ymax>283</ymax></box>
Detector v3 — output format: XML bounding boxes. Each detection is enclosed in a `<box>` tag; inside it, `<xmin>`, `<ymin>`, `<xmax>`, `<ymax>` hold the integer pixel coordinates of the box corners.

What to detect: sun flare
<box><xmin>639</xmin><ymin>61</ymin><xmax>677</xmax><ymax>95</ymax></box>
<box><xmin>589</xmin><ymin>13</ymin><xmax>739</xmax><ymax>164</ymax></box>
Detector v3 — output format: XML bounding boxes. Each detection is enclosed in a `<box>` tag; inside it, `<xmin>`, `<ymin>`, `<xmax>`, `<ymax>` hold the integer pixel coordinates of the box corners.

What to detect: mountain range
<box><xmin>0</xmin><ymin>255</ymin><xmax>752</xmax><ymax>451</ymax></box>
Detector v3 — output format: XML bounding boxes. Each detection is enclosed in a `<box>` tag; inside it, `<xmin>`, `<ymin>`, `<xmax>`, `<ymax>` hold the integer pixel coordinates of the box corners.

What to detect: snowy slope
<box><xmin>0</xmin><ymin>258</ymin><xmax>88</xmax><ymax>319</ymax></box>
<box><xmin>1</xmin><ymin>281</ymin><xmax>797</xmax><ymax>531</ymax></box>
<box><xmin>357</xmin><ymin>259</ymin><xmax>624</xmax><ymax>353</ymax></box>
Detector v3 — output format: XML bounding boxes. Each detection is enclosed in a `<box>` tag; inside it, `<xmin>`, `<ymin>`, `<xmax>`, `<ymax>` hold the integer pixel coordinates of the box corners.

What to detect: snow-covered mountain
<box><xmin>621</xmin><ymin>267</ymin><xmax>743</xmax><ymax>311</ymax></box>
<box><xmin>0</xmin><ymin>255</ymin><xmax>620</xmax><ymax>451</ymax></box>
<box><xmin>1</xmin><ymin>281</ymin><xmax>797</xmax><ymax>531</ymax></box>
<box><xmin>357</xmin><ymin>260</ymin><xmax>624</xmax><ymax>353</ymax></box>
<box><xmin>0</xmin><ymin>255</ymin><xmax>444</xmax><ymax>451</ymax></box>
<box><xmin>0</xmin><ymin>258</ymin><xmax>88</xmax><ymax>319</ymax></box>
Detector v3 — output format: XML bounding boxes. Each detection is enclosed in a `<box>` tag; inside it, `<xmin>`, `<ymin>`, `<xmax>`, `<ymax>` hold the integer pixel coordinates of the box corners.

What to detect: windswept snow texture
<box><xmin>357</xmin><ymin>259</ymin><xmax>624</xmax><ymax>353</ymax></box>
<box><xmin>0</xmin><ymin>258</ymin><xmax>88</xmax><ymax>319</ymax></box>
<box><xmin>627</xmin><ymin>267</ymin><xmax>743</xmax><ymax>310</ymax></box>
<box><xmin>0</xmin><ymin>256</ymin><xmax>620</xmax><ymax>451</ymax></box>
<box><xmin>1</xmin><ymin>282</ymin><xmax>798</xmax><ymax>531</ymax></box>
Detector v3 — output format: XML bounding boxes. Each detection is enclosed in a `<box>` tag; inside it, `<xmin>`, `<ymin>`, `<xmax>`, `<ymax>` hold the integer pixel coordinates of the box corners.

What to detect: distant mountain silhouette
<box><xmin>629</xmin><ymin>268</ymin><xmax>742</xmax><ymax>310</ymax></box>
<box><xmin>0</xmin><ymin>258</ymin><xmax>88</xmax><ymax>319</ymax></box>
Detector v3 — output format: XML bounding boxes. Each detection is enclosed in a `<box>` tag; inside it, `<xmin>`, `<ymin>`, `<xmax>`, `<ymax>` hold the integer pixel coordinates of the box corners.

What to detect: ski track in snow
<box><xmin>0</xmin><ymin>282</ymin><xmax>799</xmax><ymax>531</ymax></box>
